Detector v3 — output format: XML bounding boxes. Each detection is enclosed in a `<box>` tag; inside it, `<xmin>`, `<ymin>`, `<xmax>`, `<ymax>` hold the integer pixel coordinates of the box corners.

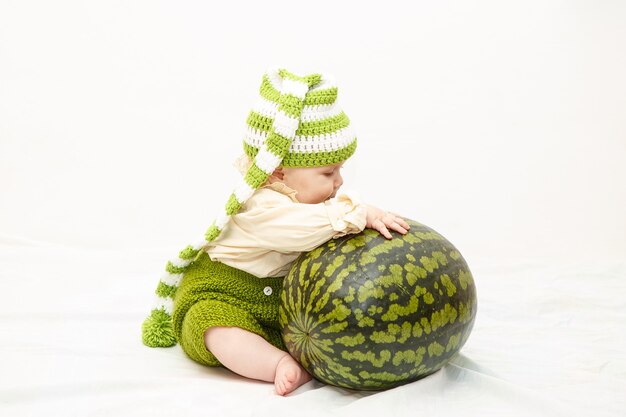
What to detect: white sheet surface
<box><xmin>1</xmin><ymin>238</ymin><xmax>624</xmax><ymax>417</ymax></box>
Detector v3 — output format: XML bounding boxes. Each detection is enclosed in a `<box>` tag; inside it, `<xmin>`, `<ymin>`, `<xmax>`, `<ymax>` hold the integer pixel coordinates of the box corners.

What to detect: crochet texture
<box><xmin>142</xmin><ymin>68</ymin><xmax>357</xmax><ymax>347</ymax></box>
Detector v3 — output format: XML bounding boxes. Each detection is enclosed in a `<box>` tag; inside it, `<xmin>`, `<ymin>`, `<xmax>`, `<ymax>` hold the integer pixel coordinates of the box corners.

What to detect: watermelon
<box><xmin>279</xmin><ymin>219</ymin><xmax>477</xmax><ymax>390</ymax></box>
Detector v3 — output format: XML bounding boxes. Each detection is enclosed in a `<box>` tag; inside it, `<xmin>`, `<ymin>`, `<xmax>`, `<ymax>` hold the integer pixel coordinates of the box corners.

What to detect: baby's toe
<box><xmin>275</xmin><ymin>380</ymin><xmax>285</xmax><ymax>396</ymax></box>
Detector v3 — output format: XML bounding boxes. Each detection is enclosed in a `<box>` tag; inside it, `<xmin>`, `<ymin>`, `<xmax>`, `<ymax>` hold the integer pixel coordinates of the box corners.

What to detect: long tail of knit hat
<box><xmin>142</xmin><ymin>68</ymin><xmax>357</xmax><ymax>347</ymax></box>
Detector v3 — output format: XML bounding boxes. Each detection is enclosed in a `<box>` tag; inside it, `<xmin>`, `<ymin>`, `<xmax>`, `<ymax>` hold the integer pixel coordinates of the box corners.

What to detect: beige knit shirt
<box><xmin>204</xmin><ymin>174</ymin><xmax>367</xmax><ymax>278</ymax></box>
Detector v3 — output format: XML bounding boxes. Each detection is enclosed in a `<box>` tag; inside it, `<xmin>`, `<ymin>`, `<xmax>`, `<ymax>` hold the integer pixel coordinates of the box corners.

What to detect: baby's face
<box><xmin>281</xmin><ymin>162</ymin><xmax>344</xmax><ymax>204</ymax></box>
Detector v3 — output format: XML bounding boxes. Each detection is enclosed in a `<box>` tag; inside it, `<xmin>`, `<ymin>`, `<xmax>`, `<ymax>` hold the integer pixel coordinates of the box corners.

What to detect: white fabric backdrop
<box><xmin>1</xmin><ymin>0</ymin><xmax>624</xmax><ymax>262</ymax></box>
<box><xmin>1</xmin><ymin>1</ymin><xmax>625</xmax><ymax>416</ymax></box>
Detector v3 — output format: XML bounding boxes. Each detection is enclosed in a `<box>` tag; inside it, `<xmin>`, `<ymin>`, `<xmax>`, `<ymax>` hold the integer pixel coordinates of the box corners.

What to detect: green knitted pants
<box><xmin>172</xmin><ymin>252</ymin><xmax>286</xmax><ymax>366</ymax></box>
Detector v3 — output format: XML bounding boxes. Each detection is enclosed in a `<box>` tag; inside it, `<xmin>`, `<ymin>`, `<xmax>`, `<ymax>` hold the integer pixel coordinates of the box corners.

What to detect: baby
<box><xmin>142</xmin><ymin>68</ymin><xmax>410</xmax><ymax>396</ymax></box>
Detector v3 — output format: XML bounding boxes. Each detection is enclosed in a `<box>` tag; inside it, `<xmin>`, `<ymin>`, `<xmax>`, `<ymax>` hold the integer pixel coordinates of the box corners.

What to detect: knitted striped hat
<box><xmin>142</xmin><ymin>68</ymin><xmax>357</xmax><ymax>347</ymax></box>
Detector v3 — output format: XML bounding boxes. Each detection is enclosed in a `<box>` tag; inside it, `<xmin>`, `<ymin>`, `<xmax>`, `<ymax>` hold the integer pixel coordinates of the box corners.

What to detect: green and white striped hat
<box><xmin>142</xmin><ymin>68</ymin><xmax>357</xmax><ymax>347</ymax></box>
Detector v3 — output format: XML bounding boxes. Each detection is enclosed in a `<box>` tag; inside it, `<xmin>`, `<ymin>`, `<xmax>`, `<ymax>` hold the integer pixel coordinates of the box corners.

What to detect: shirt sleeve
<box><xmin>323</xmin><ymin>192</ymin><xmax>368</xmax><ymax>238</ymax></box>
<box><xmin>218</xmin><ymin>190</ymin><xmax>367</xmax><ymax>253</ymax></box>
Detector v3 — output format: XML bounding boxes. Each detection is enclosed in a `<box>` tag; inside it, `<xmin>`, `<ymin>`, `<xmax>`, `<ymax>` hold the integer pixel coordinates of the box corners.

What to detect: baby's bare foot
<box><xmin>274</xmin><ymin>354</ymin><xmax>312</xmax><ymax>396</ymax></box>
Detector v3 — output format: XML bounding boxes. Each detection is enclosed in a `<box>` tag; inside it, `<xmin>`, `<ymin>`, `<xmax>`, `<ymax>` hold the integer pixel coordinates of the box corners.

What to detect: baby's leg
<box><xmin>204</xmin><ymin>326</ymin><xmax>311</xmax><ymax>395</ymax></box>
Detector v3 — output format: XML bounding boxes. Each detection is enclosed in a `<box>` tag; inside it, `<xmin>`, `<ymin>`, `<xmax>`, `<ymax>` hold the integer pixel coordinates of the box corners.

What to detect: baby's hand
<box><xmin>365</xmin><ymin>205</ymin><xmax>410</xmax><ymax>239</ymax></box>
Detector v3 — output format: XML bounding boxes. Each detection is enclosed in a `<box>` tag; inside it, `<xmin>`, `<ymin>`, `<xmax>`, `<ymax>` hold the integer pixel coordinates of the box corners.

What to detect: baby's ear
<box><xmin>271</xmin><ymin>167</ymin><xmax>285</xmax><ymax>180</ymax></box>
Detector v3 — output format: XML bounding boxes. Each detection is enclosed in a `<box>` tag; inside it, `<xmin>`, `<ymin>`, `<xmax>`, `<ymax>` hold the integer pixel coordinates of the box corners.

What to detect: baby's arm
<box><xmin>230</xmin><ymin>192</ymin><xmax>366</xmax><ymax>252</ymax></box>
<box><xmin>228</xmin><ymin>192</ymin><xmax>409</xmax><ymax>254</ymax></box>
<box><xmin>364</xmin><ymin>205</ymin><xmax>411</xmax><ymax>239</ymax></box>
